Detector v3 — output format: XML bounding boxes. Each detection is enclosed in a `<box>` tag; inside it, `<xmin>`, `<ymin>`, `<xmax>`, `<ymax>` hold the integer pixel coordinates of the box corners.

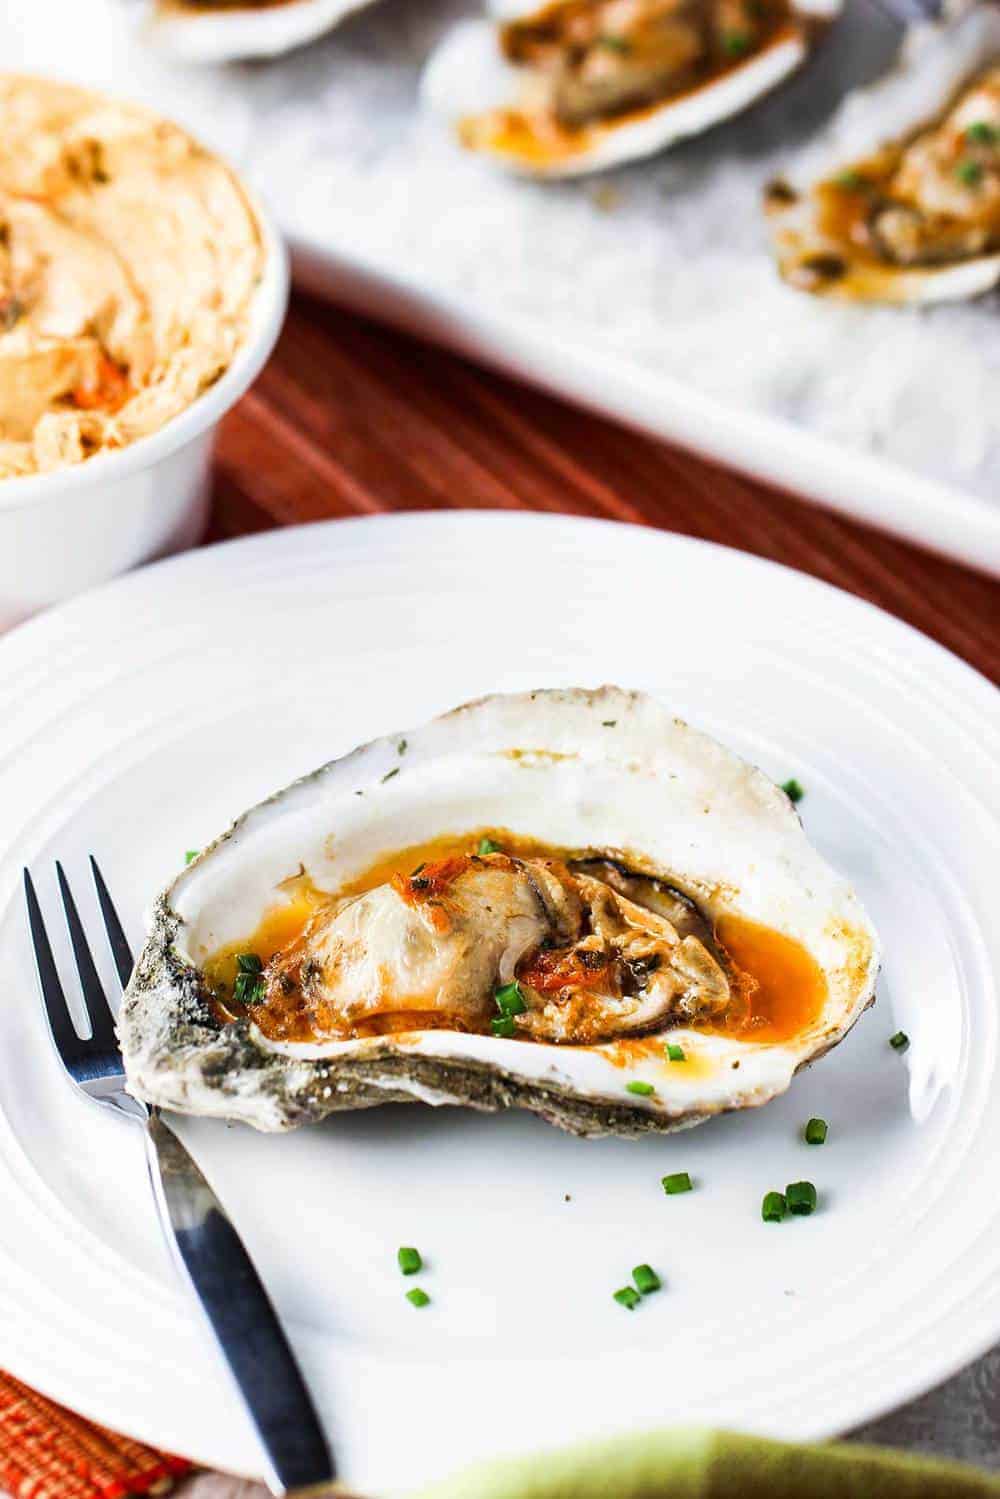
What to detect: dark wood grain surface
<box><xmin>212</xmin><ymin>290</ymin><xmax>999</xmax><ymax>685</ymax></box>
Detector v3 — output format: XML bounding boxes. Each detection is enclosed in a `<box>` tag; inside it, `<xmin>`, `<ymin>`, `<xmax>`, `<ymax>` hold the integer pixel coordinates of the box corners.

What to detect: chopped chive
<box><xmin>965</xmin><ymin>120</ymin><xmax>998</xmax><ymax>146</ymax></box>
<box><xmin>235</xmin><ymin>953</ymin><xmax>265</xmax><ymax>1001</ymax></box>
<box><xmin>722</xmin><ymin>29</ymin><xmax>751</xmax><ymax>55</ymax></box>
<box><xmin>889</xmin><ymin>1030</ymin><xmax>910</xmax><ymax>1052</ymax></box>
<box><xmin>381</xmin><ymin>767</ymin><xmax>400</xmax><ymax>783</ymax></box>
<box><xmin>662</xmin><ymin>1171</ymin><xmax>692</xmax><ymax>1195</ymax></box>
<box><xmin>495</xmin><ymin>981</ymin><xmax>526</xmax><ymax>1017</ymax></box>
<box><xmin>406</xmin><ymin>1288</ymin><xmax>430</xmax><ymax>1308</ymax></box>
<box><xmin>834</xmin><ymin>170</ymin><xmax>865</xmax><ymax>191</ymax></box>
<box><xmin>956</xmin><ymin>158</ymin><xmax>983</xmax><ymax>187</ymax></box>
<box><xmin>397</xmin><ymin>1246</ymin><xmax>422</xmax><ymax>1275</ymax></box>
<box><xmin>762</xmin><ymin>1190</ymin><xmax>786</xmax><ymax>1223</ymax></box>
<box><xmin>804</xmin><ymin>1117</ymin><xmax>828</xmax><ymax>1145</ymax></box>
<box><xmin>632</xmin><ymin>1264</ymin><xmax>661</xmax><ymax>1295</ymax></box>
<box><xmin>613</xmin><ymin>1286</ymin><xmax>641</xmax><ymax>1310</ymax></box>
<box><xmin>786</xmin><ymin>1180</ymin><xmax>817</xmax><ymax>1216</ymax></box>
<box><xmin>397</xmin><ymin>738</ymin><xmax>407</xmax><ymax>755</ymax></box>
<box><xmin>491</xmin><ymin>1015</ymin><xmax>516</xmax><ymax>1038</ymax></box>
<box><xmin>666</xmin><ymin>1042</ymin><xmax>686</xmax><ymax>1063</ymax></box>
<box><xmin>781</xmin><ymin>777</ymin><xmax>805</xmax><ymax>803</ymax></box>
<box><xmin>184</xmin><ymin>849</ymin><xmax>200</xmax><ymax>865</ymax></box>
<box><xmin>626</xmin><ymin>1079</ymin><xmax>655</xmax><ymax>1097</ymax></box>
<box><xmin>477</xmin><ymin>836</ymin><xmax>500</xmax><ymax>855</ymax></box>
<box><xmin>233</xmin><ymin>969</ymin><xmax>265</xmax><ymax>1006</ymax></box>
<box><xmin>602</xmin><ymin>719</ymin><xmax>617</xmax><ymax>726</ymax></box>
<box><xmin>597</xmin><ymin>34</ymin><xmax>630</xmax><ymax>52</ymax></box>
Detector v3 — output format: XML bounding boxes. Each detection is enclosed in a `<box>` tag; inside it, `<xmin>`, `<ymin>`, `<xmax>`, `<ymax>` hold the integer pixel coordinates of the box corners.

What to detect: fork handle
<box><xmin>142</xmin><ymin>1111</ymin><xmax>339</xmax><ymax>1495</ymax></box>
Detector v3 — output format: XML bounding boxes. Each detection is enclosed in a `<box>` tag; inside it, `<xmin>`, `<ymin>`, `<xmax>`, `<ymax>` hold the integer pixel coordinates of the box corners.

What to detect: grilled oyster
<box><xmin>119</xmin><ymin>687</ymin><xmax>879</xmax><ymax>1138</ymax></box>
<box><xmin>421</xmin><ymin>0</ymin><xmax>841</xmax><ymax>178</ymax></box>
<box><xmin>765</xmin><ymin>7</ymin><xmax>1000</xmax><ymax>302</ymax></box>
<box><xmin>139</xmin><ymin>0</ymin><xmax>371</xmax><ymax>61</ymax></box>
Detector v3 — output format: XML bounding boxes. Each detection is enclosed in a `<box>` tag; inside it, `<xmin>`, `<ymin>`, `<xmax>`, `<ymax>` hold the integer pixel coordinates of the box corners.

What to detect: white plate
<box><xmin>0</xmin><ymin>513</ymin><xmax>998</xmax><ymax>1497</ymax></box>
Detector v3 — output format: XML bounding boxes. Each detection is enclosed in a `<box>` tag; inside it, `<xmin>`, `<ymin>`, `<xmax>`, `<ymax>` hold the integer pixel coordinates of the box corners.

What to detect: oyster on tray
<box><xmin>765</xmin><ymin>6</ymin><xmax>1000</xmax><ymax>302</ymax></box>
<box><xmin>119</xmin><ymin>687</ymin><xmax>879</xmax><ymax>1138</ymax></box>
<box><xmin>422</xmin><ymin>0</ymin><xmax>841</xmax><ymax>177</ymax></box>
<box><xmin>138</xmin><ymin>0</ymin><xmax>371</xmax><ymax>62</ymax></box>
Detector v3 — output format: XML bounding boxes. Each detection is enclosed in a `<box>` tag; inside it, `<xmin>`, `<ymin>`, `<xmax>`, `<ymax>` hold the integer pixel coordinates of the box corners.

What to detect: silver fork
<box><xmin>24</xmin><ymin>858</ymin><xmax>340</xmax><ymax>1498</ymax></box>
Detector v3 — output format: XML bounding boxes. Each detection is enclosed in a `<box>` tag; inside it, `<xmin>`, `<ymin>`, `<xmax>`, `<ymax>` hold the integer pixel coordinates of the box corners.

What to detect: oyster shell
<box><xmin>119</xmin><ymin>687</ymin><xmax>879</xmax><ymax>1138</ymax></box>
<box><xmin>765</xmin><ymin>7</ymin><xmax>1000</xmax><ymax>302</ymax></box>
<box><xmin>140</xmin><ymin>0</ymin><xmax>371</xmax><ymax>62</ymax></box>
<box><xmin>421</xmin><ymin>0</ymin><xmax>841</xmax><ymax>178</ymax></box>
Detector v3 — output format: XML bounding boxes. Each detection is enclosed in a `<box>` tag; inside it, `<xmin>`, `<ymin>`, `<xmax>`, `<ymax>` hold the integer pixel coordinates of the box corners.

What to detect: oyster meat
<box><xmin>139</xmin><ymin>0</ymin><xmax>373</xmax><ymax>61</ymax></box>
<box><xmin>765</xmin><ymin>7</ymin><xmax>1000</xmax><ymax>302</ymax></box>
<box><xmin>421</xmin><ymin>0</ymin><xmax>841</xmax><ymax>178</ymax></box>
<box><xmin>119</xmin><ymin>687</ymin><xmax>879</xmax><ymax>1138</ymax></box>
<box><xmin>246</xmin><ymin>852</ymin><xmax>733</xmax><ymax>1046</ymax></box>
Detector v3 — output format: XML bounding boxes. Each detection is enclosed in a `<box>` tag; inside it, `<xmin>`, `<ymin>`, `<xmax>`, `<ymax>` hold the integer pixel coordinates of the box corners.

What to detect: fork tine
<box><xmin>24</xmin><ymin>868</ymin><xmax>84</xmax><ymax>1064</ymax></box>
<box><xmin>89</xmin><ymin>856</ymin><xmax>134</xmax><ymax>990</ymax></box>
<box><xmin>55</xmin><ymin>862</ymin><xmax>119</xmax><ymax>1053</ymax></box>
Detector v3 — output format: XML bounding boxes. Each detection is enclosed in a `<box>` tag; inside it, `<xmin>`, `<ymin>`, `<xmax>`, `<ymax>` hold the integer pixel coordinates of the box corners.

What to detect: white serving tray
<box><xmin>294</xmin><ymin>240</ymin><xmax>1000</xmax><ymax>575</ymax></box>
<box><xmin>6</xmin><ymin>0</ymin><xmax>1000</xmax><ymax>576</ymax></box>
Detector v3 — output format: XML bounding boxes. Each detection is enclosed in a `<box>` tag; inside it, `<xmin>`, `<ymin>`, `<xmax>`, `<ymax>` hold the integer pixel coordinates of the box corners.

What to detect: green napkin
<box><xmin>414</xmin><ymin>1429</ymin><xmax>1000</xmax><ymax>1498</ymax></box>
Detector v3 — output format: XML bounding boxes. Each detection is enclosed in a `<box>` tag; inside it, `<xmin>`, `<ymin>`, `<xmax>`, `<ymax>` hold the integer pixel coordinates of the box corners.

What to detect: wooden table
<box><xmin>212</xmin><ymin>291</ymin><xmax>999</xmax><ymax>686</ymax></box>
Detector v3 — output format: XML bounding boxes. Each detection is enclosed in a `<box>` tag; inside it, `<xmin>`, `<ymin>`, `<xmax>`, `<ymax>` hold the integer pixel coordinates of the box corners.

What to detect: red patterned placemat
<box><xmin>0</xmin><ymin>1370</ymin><xmax>191</xmax><ymax>1499</ymax></box>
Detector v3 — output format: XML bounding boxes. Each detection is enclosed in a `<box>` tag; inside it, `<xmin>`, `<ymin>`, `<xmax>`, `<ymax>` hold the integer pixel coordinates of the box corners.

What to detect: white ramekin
<box><xmin>0</xmin><ymin>205</ymin><xmax>289</xmax><ymax>631</ymax></box>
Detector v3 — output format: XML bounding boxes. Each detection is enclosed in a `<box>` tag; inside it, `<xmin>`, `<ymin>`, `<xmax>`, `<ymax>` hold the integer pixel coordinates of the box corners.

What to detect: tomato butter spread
<box><xmin>0</xmin><ymin>75</ymin><xmax>265</xmax><ymax>479</ymax></box>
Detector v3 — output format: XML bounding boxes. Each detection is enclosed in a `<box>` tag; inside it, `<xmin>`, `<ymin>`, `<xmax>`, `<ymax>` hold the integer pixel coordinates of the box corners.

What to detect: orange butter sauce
<box><xmin>203</xmin><ymin>829</ymin><xmax>826</xmax><ymax>1048</ymax></box>
<box><xmin>799</xmin><ymin>153</ymin><xmax>911</xmax><ymax>298</ymax></box>
<box><xmin>809</xmin><ymin>150</ymin><xmax>895</xmax><ymax>249</ymax></box>
<box><xmin>713</xmin><ymin>913</ymin><xmax>826</xmax><ymax>1044</ymax></box>
<box><xmin>600</xmin><ymin>1034</ymin><xmax>717</xmax><ymax>1078</ymax></box>
<box><xmin>202</xmin><ymin>883</ymin><xmax>327</xmax><ymax>1001</ymax></box>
